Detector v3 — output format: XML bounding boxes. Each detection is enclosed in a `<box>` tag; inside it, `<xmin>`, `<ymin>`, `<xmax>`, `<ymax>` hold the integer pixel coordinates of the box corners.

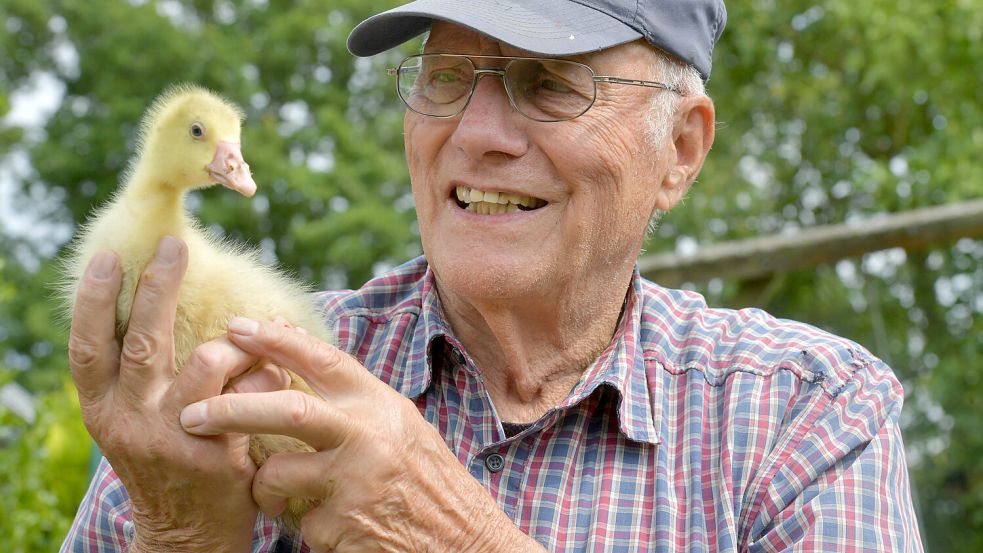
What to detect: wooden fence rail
<box><xmin>639</xmin><ymin>199</ymin><xmax>983</xmax><ymax>287</ymax></box>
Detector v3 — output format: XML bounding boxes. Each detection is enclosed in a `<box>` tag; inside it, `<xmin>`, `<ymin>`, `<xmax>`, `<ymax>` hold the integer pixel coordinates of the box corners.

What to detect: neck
<box><xmin>118</xmin><ymin>162</ymin><xmax>187</xmax><ymax>236</ymax></box>
<box><xmin>438</xmin><ymin>268</ymin><xmax>633</xmax><ymax>424</ymax></box>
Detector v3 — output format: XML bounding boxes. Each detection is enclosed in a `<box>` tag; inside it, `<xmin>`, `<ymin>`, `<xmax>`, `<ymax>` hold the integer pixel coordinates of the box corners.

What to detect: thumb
<box><xmin>225</xmin><ymin>361</ymin><xmax>293</xmax><ymax>395</ymax></box>
<box><xmin>170</xmin><ymin>336</ymin><xmax>262</xmax><ymax>411</ymax></box>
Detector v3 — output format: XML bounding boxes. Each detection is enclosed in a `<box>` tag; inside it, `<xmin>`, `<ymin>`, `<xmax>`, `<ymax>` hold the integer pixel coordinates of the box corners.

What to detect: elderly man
<box><xmin>63</xmin><ymin>1</ymin><xmax>923</xmax><ymax>551</ymax></box>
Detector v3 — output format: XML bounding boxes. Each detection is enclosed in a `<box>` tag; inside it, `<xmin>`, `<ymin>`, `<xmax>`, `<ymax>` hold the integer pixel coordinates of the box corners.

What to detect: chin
<box><xmin>429</xmin><ymin>250</ymin><xmax>553</xmax><ymax>301</ymax></box>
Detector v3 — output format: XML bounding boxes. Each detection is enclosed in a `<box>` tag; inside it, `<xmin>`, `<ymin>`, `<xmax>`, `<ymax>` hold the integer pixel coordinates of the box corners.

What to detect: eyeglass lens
<box><xmin>396</xmin><ymin>55</ymin><xmax>597</xmax><ymax>122</ymax></box>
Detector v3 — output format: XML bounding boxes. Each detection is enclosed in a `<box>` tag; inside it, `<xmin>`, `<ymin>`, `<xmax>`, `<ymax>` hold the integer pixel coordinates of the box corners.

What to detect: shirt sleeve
<box><xmin>60</xmin><ymin>457</ymin><xmax>309</xmax><ymax>553</ymax></box>
<box><xmin>742</xmin><ymin>355</ymin><xmax>924</xmax><ymax>552</ymax></box>
<box><xmin>60</xmin><ymin>458</ymin><xmax>135</xmax><ymax>553</ymax></box>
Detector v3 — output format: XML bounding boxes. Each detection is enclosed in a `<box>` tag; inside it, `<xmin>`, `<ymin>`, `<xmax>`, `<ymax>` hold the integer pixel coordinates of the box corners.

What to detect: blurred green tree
<box><xmin>0</xmin><ymin>0</ymin><xmax>980</xmax><ymax>551</ymax></box>
<box><xmin>666</xmin><ymin>1</ymin><xmax>983</xmax><ymax>550</ymax></box>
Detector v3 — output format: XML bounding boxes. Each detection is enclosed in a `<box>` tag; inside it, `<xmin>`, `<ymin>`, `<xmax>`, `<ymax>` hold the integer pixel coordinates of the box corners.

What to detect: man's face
<box><xmin>405</xmin><ymin>22</ymin><xmax>685</xmax><ymax>302</ymax></box>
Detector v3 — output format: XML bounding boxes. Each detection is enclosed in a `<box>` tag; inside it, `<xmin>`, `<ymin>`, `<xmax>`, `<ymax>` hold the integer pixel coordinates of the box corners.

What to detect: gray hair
<box><xmin>644</xmin><ymin>49</ymin><xmax>706</xmax><ymax>145</ymax></box>
<box><xmin>644</xmin><ymin>49</ymin><xmax>706</xmax><ymax>236</ymax></box>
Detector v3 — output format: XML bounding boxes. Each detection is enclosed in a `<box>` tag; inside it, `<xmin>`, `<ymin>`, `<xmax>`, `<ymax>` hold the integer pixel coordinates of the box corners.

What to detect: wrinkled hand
<box><xmin>68</xmin><ymin>237</ymin><xmax>286</xmax><ymax>553</ymax></box>
<box><xmin>179</xmin><ymin>317</ymin><xmax>546</xmax><ymax>553</ymax></box>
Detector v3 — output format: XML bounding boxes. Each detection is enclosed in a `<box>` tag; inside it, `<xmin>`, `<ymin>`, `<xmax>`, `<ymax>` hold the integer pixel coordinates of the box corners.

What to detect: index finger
<box><xmin>68</xmin><ymin>251</ymin><xmax>123</xmax><ymax>405</ymax></box>
<box><xmin>180</xmin><ymin>390</ymin><xmax>352</xmax><ymax>452</ymax></box>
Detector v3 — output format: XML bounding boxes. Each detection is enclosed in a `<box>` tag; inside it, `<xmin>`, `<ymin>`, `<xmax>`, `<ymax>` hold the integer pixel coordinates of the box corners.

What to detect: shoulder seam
<box><xmin>324</xmin><ymin>304</ymin><xmax>421</xmax><ymax>326</ymax></box>
<box><xmin>649</xmin><ymin>346</ymin><xmax>872</xmax><ymax>397</ymax></box>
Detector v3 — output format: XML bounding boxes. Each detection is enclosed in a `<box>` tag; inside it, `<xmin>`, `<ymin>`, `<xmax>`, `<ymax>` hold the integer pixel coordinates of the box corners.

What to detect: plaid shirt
<box><xmin>63</xmin><ymin>256</ymin><xmax>923</xmax><ymax>552</ymax></box>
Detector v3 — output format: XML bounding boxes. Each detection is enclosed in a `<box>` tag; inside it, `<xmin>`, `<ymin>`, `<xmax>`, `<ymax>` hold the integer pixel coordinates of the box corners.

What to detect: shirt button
<box><xmin>485</xmin><ymin>453</ymin><xmax>505</xmax><ymax>473</ymax></box>
<box><xmin>450</xmin><ymin>347</ymin><xmax>466</xmax><ymax>365</ymax></box>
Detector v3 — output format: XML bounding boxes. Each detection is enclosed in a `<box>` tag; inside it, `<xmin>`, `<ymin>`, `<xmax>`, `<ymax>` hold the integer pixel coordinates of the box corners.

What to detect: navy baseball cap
<box><xmin>347</xmin><ymin>0</ymin><xmax>727</xmax><ymax>81</ymax></box>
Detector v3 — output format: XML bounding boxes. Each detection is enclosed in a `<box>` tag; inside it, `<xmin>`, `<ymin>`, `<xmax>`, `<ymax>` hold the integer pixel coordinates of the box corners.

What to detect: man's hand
<box><xmin>69</xmin><ymin>237</ymin><xmax>274</xmax><ymax>552</ymax></box>
<box><xmin>179</xmin><ymin>317</ymin><xmax>546</xmax><ymax>553</ymax></box>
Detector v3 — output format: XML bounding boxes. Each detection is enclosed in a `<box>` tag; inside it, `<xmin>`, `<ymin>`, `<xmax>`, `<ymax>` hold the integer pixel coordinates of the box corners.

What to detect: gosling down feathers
<box><xmin>61</xmin><ymin>84</ymin><xmax>325</xmax><ymax>525</ymax></box>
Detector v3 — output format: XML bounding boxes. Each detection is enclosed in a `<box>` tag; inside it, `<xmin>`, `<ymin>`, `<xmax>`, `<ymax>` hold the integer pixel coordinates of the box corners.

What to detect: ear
<box><xmin>654</xmin><ymin>95</ymin><xmax>715</xmax><ymax>211</ymax></box>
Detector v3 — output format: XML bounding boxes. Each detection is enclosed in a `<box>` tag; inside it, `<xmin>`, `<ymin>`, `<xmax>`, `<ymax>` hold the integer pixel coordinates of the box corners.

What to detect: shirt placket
<box><xmin>440</xmin><ymin>341</ymin><xmax>538</xmax><ymax>521</ymax></box>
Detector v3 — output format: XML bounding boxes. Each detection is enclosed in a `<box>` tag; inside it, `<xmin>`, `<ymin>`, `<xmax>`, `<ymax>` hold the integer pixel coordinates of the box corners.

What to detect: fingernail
<box><xmin>156</xmin><ymin>236</ymin><xmax>181</xmax><ymax>265</ymax></box>
<box><xmin>89</xmin><ymin>252</ymin><xmax>117</xmax><ymax>280</ymax></box>
<box><xmin>180</xmin><ymin>402</ymin><xmax>207</xmax><ymax>429</ymax></box>
<box><xmin>229</xmin><ymin>316</ymin><xmax>260</xmax><ymax>336</ymax></box>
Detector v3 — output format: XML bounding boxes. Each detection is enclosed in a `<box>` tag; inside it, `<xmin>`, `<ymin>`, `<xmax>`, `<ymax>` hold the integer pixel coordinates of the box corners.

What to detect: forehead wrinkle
<box><xmin>586</xmin><ymin>41</ymin><xmax>660</xmax><ymax>77</ymax></box>
<box><xmin>426</xmin><ymin>21</ymin><xmax>507</xmax><ymax>55</ymax></box>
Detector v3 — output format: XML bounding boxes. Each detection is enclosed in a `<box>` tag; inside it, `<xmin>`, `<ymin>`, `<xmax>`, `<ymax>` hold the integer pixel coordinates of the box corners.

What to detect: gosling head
<box><xmin>135</xmin><ymin>84</ymin><xmax>257</xmax><ymax>197</ymax></box>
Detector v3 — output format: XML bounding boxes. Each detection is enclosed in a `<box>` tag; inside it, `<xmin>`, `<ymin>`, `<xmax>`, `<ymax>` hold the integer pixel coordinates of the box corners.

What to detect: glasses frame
<box><xmin>387</xmin><ymin>53</ymin><xmax>684</xmax><ymax>123</ymax></box>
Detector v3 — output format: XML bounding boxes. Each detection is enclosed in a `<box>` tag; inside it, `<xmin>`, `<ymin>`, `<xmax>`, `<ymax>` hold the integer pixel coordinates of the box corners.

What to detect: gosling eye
<box><xmin>189</xmin><ymin>122</ymin><xmax>206</xmax><ymax>140</ymax></box>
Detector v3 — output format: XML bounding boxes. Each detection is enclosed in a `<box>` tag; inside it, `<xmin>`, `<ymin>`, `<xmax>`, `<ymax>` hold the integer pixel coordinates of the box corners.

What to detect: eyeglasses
<box><xmin>387</xmin><ymin>53</ymin><xmax>683</xmax><ymax>123</ymax></box>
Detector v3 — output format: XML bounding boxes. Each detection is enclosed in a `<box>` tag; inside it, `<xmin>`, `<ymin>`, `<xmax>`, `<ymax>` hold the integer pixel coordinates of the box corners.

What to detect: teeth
<box><xmin>455</xmin><ymin>186</ymin><xmax>546</xmax><ymax>212</ymax></box>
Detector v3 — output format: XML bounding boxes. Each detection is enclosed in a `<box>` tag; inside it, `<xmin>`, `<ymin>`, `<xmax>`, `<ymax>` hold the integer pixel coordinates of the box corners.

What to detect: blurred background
<box><xmin>0</xmin><ymin>0</ymin><xmax>980</xmax><ymax>550</ymax></box>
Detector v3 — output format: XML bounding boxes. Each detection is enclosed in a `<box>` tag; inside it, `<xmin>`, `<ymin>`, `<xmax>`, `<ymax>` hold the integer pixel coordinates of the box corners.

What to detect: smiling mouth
<box><xmin>453</xmin><ymin>186</ymin><xmax>547</xmax><ymax>215</ymax></box>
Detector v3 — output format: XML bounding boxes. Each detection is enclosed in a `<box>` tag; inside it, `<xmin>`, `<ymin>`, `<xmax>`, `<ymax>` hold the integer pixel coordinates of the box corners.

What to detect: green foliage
<box><xmin>0</xmin><ymin>0</ymin><xmax>980</xmax><ymax>550</ymax></box>
<box><xmin>0</xmin><ymin>373</ymin><xmax>92</xmax><ymax>551</ymax></box>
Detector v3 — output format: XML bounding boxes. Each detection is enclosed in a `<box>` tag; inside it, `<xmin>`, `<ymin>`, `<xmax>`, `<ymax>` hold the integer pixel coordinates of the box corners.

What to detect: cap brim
<box><xmin>348</xmin><ymin>0</ymin><xmax>643</xmax><ymax>57</ymax></box>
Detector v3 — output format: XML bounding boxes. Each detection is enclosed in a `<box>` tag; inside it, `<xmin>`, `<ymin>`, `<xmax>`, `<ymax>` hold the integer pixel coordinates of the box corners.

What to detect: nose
<box><xmin>450</xmin><ymin>74</ymin><xmax>529</xmax><ymax>160</ymax></box>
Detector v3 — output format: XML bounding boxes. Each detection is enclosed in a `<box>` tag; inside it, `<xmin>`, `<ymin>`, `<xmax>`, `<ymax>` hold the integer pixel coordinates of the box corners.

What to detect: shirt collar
<box><xmin>402</xmin><ymin>265</ymin><xmax>451</xmax><ymax>399</ymax></box>
<box><xmin>558</xmin><ymin>267</ymin><xmax>661</xmax><ymax>445</ymax></box>
<box><xmin>405</xmin><ymin>264</ymin><xmax>660</xmax><ymax>445</ymax></box>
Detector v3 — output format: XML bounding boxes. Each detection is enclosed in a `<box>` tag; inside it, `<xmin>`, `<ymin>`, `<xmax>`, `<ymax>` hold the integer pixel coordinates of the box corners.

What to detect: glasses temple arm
<box><xmin>593</xmin><ymin>76</ymin><xmax>683</xmax><ymax>95</ymax></box>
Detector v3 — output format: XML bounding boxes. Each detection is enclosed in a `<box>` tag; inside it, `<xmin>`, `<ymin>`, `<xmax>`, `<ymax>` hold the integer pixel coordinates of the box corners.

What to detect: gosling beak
<box><xmin>206</xmin><ymin>140</ymin><xmax>256</xmax><ymax>197</ymax></box>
